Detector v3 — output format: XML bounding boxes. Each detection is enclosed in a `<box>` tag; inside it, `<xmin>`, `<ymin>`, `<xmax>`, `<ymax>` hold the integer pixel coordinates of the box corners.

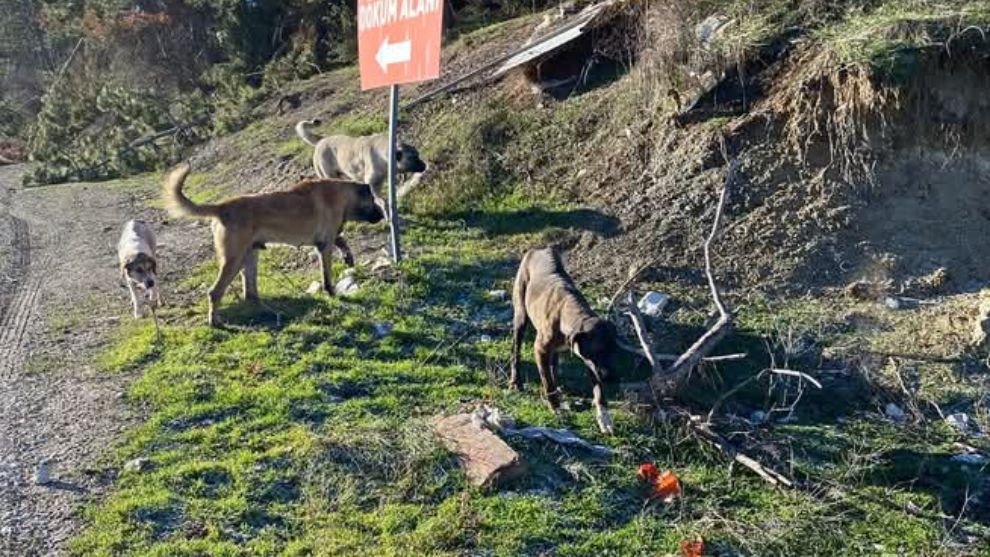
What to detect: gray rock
<box><xmin>373</xmin><ymin>322</ymin><xmax>393</xmax><ymax>338</ymax></box>
<box><xmin>34</xmin><ymin>460</ymin><xmax>52</xmax><ymax>485</ymax></box>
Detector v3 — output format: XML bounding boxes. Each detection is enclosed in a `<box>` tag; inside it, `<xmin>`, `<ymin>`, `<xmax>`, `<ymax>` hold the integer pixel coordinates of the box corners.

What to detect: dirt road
<box><xmin>0</xmin><ymin>166</ymin><xmax>191</xmax><ymax>555</ymax></box>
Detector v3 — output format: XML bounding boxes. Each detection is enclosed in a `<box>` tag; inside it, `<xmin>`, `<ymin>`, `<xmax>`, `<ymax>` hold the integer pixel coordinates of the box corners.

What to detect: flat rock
<box><xmin>432</xmin><ymin>413</ymin><xmax>526</xmax><ymax>487</ymax></box>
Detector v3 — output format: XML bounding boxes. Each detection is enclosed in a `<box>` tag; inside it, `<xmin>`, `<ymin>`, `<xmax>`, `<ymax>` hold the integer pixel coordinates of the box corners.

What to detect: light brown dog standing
<box><xmin>163</xmin><ymin>163</ymin><xmax>384</xmax><ymax>326</ymax></box>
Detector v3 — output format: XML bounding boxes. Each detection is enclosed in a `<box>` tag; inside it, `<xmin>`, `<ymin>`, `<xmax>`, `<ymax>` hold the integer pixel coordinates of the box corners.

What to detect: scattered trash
<box><xmin>335</xmin><ymin>270</ymin><xmax>359</xmax><ymax>296</ymax></box>
<box><xmin>34</xmin><ymin>459</ymin><xmax>52</xmax><ymax>485</ymax></box>
<box><xmin>749</xmin><ymin>410</ymin><xmax>767</xmax><ymax>425</ymax></box>
<box><xmin>946</xmin><ymin>413</ymin><xmax>986</xmax><ymax>437</ymax></box>
<box><xmin>884</xmin><ymin>402</ymin><xmax>906</xmax><ymax>423</ymax></box>
<box><xmin>479</xmin><ymin>334</ymin><xmax>493</xmax><ymax>343</ymax></box>
<box><xmin>471</xmin><ymin>405</ymin><xmax>612</xmax><ymax>456</ymax></box>
<box><xmin>696</xmin><ymin>14</ymin><xmax>732</xmax><ymax>48</ymax></box>
<box><xmin>883</xmin><ymin>296</ymin><xmax>919</xmax><ymax>310</ymax></box>
<box><xmin>305</xmin><ymin>281</ymin><xmax>322</xmax><ymax>295</ymax></box>
<box><xmin>638</xmin><ymin>463</ymin><xmax>681</xmax><ymax>502</ymax></box>
<box><xmin>371</xmin><ymin>256</ymin><xmax>393</xmax><ymax>272</ymax></box>
<box><xmin>373</xmin><ymin>322</ymin><xmax>393</xmax><ymax>338</ymax></box>
<box><xmin>680</xmin><ymin>536</ymin><xmax>705</xmax><ymax>557</ymax></box>
<box><xmin>486</xmin><ymin>289</ymin><xmax>508</xmax><ymax>302</ymax></box>
<box><xmin>637</xmin><ymin>291</ymin><xmax>669</xmax><ymax>317</ymax></box>
<box><xmin>124</xmin><ymin>458</ymin><xmax>152</xmax><ymax>473</ymax></box>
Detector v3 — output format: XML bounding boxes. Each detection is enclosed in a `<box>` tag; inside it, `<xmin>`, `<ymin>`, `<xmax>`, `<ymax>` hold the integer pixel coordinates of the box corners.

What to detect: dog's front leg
<box><xmin>317</xmin><ymin>243</ymin><xmax>335</xmax><ymax>295</ymax></box>
<box><xmin>334</xmin><ymin>236</ymin><xmax>355</xmax><ymax>268</ymax></box>
<box><xmin>127</xmin><ymin>281</ymin><xmax>146</xmax><ymax>318</ymax></box>
<box><xmin>592</xmin><ymin>383</ymin><xmax>613</xmax><ymax>435</ymax></box>
<box><xmin>534</xmin><ymin>339</ymin><xmax>562</xmax><ymax>412</ymax></box>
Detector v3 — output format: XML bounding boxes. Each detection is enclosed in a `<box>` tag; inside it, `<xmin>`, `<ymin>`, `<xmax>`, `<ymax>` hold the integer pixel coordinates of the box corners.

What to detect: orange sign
<box><xmin>357</xmin><ymin>0</ymin><xmax>443</xmax><ymax>90</ymax></box>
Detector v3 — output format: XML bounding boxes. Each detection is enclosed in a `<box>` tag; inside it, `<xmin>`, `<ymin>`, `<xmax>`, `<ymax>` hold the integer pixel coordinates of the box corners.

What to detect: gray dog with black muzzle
<box><xmin>510</xmin><ymin>246</ymin><xmax>619</xmax><ymax>434</ymax></box>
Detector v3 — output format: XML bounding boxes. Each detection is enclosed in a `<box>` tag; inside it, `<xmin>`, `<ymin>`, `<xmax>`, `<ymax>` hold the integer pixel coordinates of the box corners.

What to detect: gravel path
<box><xmin>0</xmin><ymin>167</ymin><xmax>196</xmax><ymax>555</ymax></box>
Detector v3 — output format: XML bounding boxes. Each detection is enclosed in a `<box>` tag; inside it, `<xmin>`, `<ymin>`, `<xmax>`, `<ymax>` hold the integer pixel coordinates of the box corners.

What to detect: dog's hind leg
<box><xmin>509</xmin><ymin>310</ymin><xmax>529</xmax><ymax>390</ymax></box>
<box><xmin>241</xmin><ymin>249</ymin><xmax>260</xmax><ymax>302</ymax></box>
<box><xmin>208</xmin><ymin>232</ymin><xmax>249</xmax><ymax>327</ymax></box>
<box><xmin>509</xmin><ymin>263</ymin><xmax>530</xmax><ymax>390</ymax></box>
<box><xmin>127</xmin><ymin>281</ymin><xmax>145</xmax><ymax>319</ymax></box>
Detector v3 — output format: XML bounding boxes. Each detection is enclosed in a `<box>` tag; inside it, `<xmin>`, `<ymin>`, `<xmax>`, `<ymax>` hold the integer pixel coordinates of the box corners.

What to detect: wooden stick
<box><xmin>624</xmin><ymin>291</ymin><xmax>659</xmax><ymax>372</ymax></box>
<box><xmin>617</xmin><ymin>341</ymin><xmax>745</xmax><ymax>363</ymax></box>
<box><xmin>683</xmin><ymin>412</ymin><xmax>794</xmax><ymax>488</ymax></box>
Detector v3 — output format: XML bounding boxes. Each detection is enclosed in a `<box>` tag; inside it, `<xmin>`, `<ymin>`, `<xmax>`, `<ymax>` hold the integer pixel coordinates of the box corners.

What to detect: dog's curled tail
<box><xmin>295</xmin><ymin>119</ymin><xmax>324</xmax><ymax>146</ymax></box>
<box><xmin>163</xmin><ymin>163</ymin><xmax>220</xmax><ymax>219</ymax></box>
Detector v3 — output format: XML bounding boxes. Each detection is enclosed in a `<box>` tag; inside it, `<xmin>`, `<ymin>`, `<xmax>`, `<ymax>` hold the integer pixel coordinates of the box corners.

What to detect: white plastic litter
<box><xmin>749</xmin><ymin>410</ymin><xmax>767</xmax><ymax>425</ymax></box>
<box><xmin>945</xmin><ymin>413</ymin><xmax>986</xmax><ymax>437</ymax></box>
<box><xmin>884</xmin><ymin>403</ymin><xmax>906</xmax><ymax>423</ymax></box>
<box><xmin>637</xmin><ymin>291</ymin><xmax>669</xmax><ymax>317</ymax></box>
<box><xmin>486</xmin><ymin>289</ymin><xmax>508</xmax><ymax>302</ymax></box>
<box><xmin>335</xmin><ymin>270</ymin><xmax>359</xmax><ymax>296</ymax></box>
<box><xmin>471</xmin><ymin>405</ymin><xmax>612</xmax><ymax>456</ymax></box>
<box><xmin>305</xmin><ymin>281</ymin><xmax>322</xmax><ymax>295</ymax></box>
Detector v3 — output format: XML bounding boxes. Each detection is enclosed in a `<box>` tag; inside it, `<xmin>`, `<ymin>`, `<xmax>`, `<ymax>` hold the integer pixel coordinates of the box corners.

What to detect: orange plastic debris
<box><xmin>679</xmin><ymin>537</ymin><xmax>704</xmax><ymax>557</ymax></box>
<box><xmin>655</xmin><ymin>470</ymin><xmax>682</xmax><ymax>501</ymax></box>
<box><xmin>638</xmin><ymin>463</ymin><xmax>660</xmax><ymax>481</ymax></box>
<box><xmin>636</xmin><ymin>463</ymin><xmax>682</xmax><ymax>501</ymax></box>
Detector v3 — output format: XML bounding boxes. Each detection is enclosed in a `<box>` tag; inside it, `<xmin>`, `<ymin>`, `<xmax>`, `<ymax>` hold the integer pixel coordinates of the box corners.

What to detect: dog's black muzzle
<box><xmin>145</xmin><ymin>278</ymin><xmax>155</xmax><ymax>289</ymax></box>
<box><xmin>365</xmin><ymin>206</ymin><xmax>386</xmax><ymax>224</ymax></box>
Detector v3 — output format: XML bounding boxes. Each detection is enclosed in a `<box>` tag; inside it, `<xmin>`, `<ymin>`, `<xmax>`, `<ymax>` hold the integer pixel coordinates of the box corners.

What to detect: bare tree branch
<box><xmin>674</xmin><ymin>408</ymin><xmax>794</xmax><ymax>488</ymax></box>
<box><xmin>624</xmin><ymin>291</ymin><xmax>659</xmax><ymax>372</ymax></box>
<box><xmin>647</xmin><ymin>158</ymin><xmax>739</xmax><ymax>395</ymax></box>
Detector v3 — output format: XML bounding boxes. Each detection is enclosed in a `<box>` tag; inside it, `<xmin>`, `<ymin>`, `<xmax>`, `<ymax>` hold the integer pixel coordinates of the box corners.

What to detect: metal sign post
<box><xmin>357</xmin><ymin>0</ymin><xmax>442</xmax><ymax>264</ymax></box>
<box><xmin>386</xmin><ymin>84</ymin><xmax>402</xmax><ymax>263</ymax></box>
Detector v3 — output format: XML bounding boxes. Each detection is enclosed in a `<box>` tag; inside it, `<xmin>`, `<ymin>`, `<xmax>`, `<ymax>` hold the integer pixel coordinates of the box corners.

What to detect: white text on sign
<box><xmin>358</xmin><ymin>0</ymin><xmax>442</xmax><ymax>32</ymax></box>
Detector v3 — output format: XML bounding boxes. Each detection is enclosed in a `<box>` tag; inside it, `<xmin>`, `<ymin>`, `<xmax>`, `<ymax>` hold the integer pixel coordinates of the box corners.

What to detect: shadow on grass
<box><xmin>212</xmin><ymin>295</ymin><xmax>325</xmax><ymax>331</ymax></box>
<box><xmin>449</xmin><ymin>207</ymin><xmax>621</xmax><ymax>239</ymax></box>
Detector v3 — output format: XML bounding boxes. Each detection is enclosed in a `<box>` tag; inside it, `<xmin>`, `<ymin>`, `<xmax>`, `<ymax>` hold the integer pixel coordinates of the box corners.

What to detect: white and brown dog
<box><xmin>117</xmin><ymin>219</ymin><xmax>160</xmax><ymax>318</ymax></box>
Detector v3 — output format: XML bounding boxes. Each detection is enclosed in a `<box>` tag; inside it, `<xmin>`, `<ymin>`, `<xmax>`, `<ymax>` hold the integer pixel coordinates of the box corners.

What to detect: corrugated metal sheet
<box><xmin>492</xmin><ymin>1</ymin><xmax>616</xmax><ymax>78</ymax></box>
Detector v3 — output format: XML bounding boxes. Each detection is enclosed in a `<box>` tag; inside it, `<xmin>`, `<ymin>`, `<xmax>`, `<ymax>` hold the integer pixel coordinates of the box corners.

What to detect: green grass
<box><xmin>72</xmin><ymin>199</ymin><xmax>990</xmax><ymax>555</ymax></box>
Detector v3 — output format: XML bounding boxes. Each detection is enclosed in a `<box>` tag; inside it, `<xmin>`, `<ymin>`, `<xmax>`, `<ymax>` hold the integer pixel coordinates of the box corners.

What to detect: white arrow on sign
<box><xmin>375</xmin><ymin>37</ymin><xmax>411</xmax><ymax>72</ymax></box>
